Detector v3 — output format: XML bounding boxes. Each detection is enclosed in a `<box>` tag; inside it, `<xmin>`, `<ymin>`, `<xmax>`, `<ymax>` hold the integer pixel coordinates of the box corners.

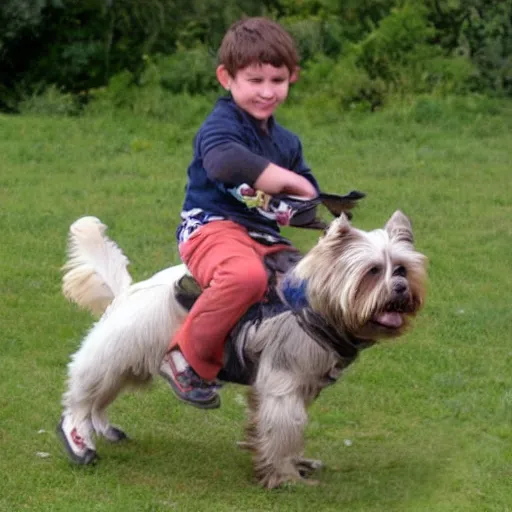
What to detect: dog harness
<box><xmin>175</xmin><ymin>271</ymin><xmax>374</xmax><ymax>385</ymax></box>
<box><xmin>281</xmin><ymin>277</ymin><xmax>375</xmax><ymax>362</ymax></box>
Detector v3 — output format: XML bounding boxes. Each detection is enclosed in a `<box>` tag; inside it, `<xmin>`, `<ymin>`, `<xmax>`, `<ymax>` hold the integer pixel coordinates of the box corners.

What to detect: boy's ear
<box><xmin>216</xmin><ymin>65</ymin><xmax>232</xmax><ymax>90</ymax></box>
<box><xmin>290</xmin><ymin>66</ymin><xmax>300</xmax><ymax>84</ymax></box>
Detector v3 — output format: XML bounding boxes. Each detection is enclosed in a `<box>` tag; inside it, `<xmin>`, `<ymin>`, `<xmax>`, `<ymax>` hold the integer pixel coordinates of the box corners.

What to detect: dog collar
<box><xmin>294</xmin><ymin>307</ymin><xmax>374</xmax><ymax>361</ymax></box>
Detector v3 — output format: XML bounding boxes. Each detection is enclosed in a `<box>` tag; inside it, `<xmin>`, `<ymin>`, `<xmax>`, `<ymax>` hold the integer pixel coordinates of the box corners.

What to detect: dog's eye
<box><xmin>393</xmin><ymin>265</ymin><xmax>407</xmax><ymax>277</ymax></box>
<box><xmin>369</xmin><ymin>266</ymin><xmax>381</xmax><ymax>276</ymax></box>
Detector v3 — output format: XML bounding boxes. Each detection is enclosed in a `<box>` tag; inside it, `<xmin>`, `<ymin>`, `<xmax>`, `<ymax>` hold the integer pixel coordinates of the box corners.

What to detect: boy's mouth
<box><xmin>254</xmin><ymin>101</ymin><xmax>277</xmax><ymax>111</ymax></box>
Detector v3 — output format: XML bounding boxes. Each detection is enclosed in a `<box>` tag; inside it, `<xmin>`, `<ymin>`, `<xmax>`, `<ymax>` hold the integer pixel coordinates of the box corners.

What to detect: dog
<box><xmin>57</xmin><ymin>211</ymin><xmax>427</xmax><ymax>488</ymax></box>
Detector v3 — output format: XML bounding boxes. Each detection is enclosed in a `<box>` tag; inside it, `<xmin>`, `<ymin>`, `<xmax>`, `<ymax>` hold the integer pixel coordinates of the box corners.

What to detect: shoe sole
<box><xmin>56</xmin><ymin>417</ymin><xmax>98</xmax><ymax>465</ymax></box>
<box><xmin>159</xmin><ymin>371</ymin><xmax>221</xmax><ymax>410</ymax></box>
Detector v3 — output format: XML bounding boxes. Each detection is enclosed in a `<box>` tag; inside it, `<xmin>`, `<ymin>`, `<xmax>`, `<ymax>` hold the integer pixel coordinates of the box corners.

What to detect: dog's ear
<box><xmin>325</xmin><ymin>212</ymin><xmax>352</xmax><ymax>238</ymax></box>
<box><xmin>385</xmin><ymin>210</ymin><xmax>414</xmax><ymax>245</ymax></box>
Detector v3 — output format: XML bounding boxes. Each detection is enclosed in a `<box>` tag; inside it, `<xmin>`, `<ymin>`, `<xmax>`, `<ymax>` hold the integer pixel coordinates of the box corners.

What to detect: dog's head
<box><xmin>293</xmin><ymin>210</ymin><xmax>427</xmax><ymax>340</ymax></box>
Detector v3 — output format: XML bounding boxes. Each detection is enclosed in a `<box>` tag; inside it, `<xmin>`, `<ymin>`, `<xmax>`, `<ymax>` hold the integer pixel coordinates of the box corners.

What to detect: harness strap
<box><xmin>281</xmin><ymin>276</ymin><xmax>374</xmax><ymax>361</ymax></box>
<box><xmin>292</xmin><ymin>307</ymin><xmax>374</xmax><ymax>362</ymax></box>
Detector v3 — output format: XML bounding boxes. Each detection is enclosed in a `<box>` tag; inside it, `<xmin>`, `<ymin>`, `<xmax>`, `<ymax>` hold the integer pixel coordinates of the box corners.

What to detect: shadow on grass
<box><xmin>63</xmin><ymin>428</ymin><xmax>448</xmax><ymax>510</ymax></box>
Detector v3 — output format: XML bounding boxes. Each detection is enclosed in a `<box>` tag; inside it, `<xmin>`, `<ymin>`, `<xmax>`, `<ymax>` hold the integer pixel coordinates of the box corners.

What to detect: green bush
<box><xmin>295</xmin><ymin>55</ymin><xmax>386</xmax><ymax>112</ymax></box>
<box><xmin>3</xmin><ymin>0</ymin><xmax>511</xmax><ymax>114</ymax></box>
<box><xmin>459</xmin><ymin>1</ymin><xmax>512</xmax><ymax>95</ymax></box>
<box><xmin>157</xmin><ymin>47</ymin><xmax>219</xmax><ymax>94</ymax></box>
<box><xmin>86</xmin><ymin>70</ymin><xmax>137</xmax><ymax>112</ymax></box>
<box><xmin>422</xmin><ymin>55</ymin><xmax>475</xmax><ymax>94</ymax></box>
<box><xmin>84</xmin><ymin>65</ymin><xmax>213</xmax><ymax>123</ymax></box>
<box><xmin>356</xmin><ymin>5</ymin><xmax>439</xmax><ymax>90</ymax></box>
<box><xmin>85</xmin><ymin>52</ymin><xmax>218</xmax><ymax>119</ymax></box>
<box><xmin>281</xmin><ymin>17</ymin><xmax>325</xmax><ymax>61</ymax></box>
<box><xmin>128</xmin><ymin>88</ymin><xmax>213</xmax><ymax>123</ymax></box>
<box><xmin>18</xmin><ymin>85</ymin><xmax>79</xmax><ymax>116</ymax></box>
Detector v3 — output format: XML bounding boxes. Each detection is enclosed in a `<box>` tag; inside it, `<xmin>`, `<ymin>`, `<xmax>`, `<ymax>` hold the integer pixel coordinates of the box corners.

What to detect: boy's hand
<box><xmin>254</xmin><ymin>163</ymin><xmax>317</xmax><ymax>199</ymax></box>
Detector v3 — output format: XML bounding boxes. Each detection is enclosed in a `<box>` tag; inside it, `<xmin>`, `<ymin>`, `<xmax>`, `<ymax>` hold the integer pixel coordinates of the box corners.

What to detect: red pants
<box><xmin>170</xmin><ymin>220</ymin><xmax>292</xmax><ymax>380</ymax></box>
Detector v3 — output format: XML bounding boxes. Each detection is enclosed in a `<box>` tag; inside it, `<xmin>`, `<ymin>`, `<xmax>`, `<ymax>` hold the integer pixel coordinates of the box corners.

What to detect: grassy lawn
<box><xmin>1</xmin><ymin>95</ymin><xmax>511</xmax><ymax>511</ymax></box>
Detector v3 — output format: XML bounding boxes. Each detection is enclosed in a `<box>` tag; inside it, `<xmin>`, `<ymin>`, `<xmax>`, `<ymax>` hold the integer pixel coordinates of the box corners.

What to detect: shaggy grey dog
<box><xmin>57</xmin><ymin>211</ymin><xmax>427</xmax><ymax>488</ymax></box>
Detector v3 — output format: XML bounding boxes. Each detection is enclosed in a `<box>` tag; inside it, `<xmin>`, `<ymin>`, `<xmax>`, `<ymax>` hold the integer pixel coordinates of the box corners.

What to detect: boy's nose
<box><xmin>260</xmin><ymin>84</ymin><xmax>274</xmax><ymax>98</ymax></box>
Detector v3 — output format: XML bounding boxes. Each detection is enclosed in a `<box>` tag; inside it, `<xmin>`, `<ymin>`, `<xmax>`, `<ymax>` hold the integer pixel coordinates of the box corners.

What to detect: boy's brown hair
<box><xmin>218</xmin><ymin>17</ymin><xmax>299</xmax><ymax>77</ymax></box>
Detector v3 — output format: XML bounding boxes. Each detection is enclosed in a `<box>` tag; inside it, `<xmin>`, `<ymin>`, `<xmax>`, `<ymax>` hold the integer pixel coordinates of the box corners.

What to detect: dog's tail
<box><xmin>62</xmin><ymin>216</ymin><xmax>132</xmax><ymax>315</ymax></box>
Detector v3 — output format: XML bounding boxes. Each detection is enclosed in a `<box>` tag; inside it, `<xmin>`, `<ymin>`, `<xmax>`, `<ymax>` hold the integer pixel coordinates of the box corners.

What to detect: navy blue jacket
<box><xmin>178</xmin><ymin>96</ymin><xmax>319</xmax><ymax>245</ymax></box>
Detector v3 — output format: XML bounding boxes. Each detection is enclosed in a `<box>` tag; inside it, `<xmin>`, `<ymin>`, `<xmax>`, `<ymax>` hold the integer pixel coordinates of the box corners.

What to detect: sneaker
<box><xmin>159</xmin><ymin>350</ymin><xmax>220</xmax><ymax>409</ymax></box>
<box><xmin>56</xmin><ymin>415</ymin><xmax>97</xmax><ymax>465</ymax></box>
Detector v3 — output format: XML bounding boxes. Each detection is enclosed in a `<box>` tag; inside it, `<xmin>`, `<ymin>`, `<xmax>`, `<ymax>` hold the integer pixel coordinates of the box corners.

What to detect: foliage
<box><xmin>157</xmin><ymin>48</ymin><xmax>219</xmax><ymax>94</ymax></box>
<box><xmin>1</xmin><ymin>0</ymin><xmax>511</xmax><ymax>111</ymax></box>
<box><xmin>460</xmin><ymin>0</ymin><xmax>512</xmax><ymax>94</ymax></box>
<box><xmin>0</xmin><ymin>0</ymin><xmax>269</xmax><ymax>110</ymax></box>
<box><xmin>18</xmin><ymin>84</ymin><xmax>79</xmax><ymax>116</ymax></box>
<box><xmin>351</xmin><ymin>4</ymin><xmax>473</xmax><ymax>96</ymax></box>
<box><xmin>292</xmin><ymin>55</ymin><xmax>386</xmax><ymax>112</ymax></box>
<box><xmin>280</xmin><ymin>16</ymin><xmax>325</xmax><ymax>62</ymax></box>
<box><xmin>357</xmin><ymin>5</ymin><xmax>438</xmax><ymax>86</ymax></box>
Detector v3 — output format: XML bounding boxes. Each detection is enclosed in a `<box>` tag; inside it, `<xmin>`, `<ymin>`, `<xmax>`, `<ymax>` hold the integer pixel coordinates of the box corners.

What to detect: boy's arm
<box><xmin>203</xmin><ymin>142</ymin><xmax>317</xmax><ymax>198</ymax></box>
<box><xmin>253</xmin><ymin>163</ymin><xmax>317</xmax><ymax>198</ymax></box>
<box><xmin>203</xmin><ymin>142</ymin><xmax>268</xmax><ymax>186</ymax></box>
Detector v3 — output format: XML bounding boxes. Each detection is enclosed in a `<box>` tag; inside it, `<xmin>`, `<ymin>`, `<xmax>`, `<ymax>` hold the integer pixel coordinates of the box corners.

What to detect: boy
<box><xmin>159</xmin><ymin>17</ymin><xmax>320</xmax><ymax>409</ymax></box>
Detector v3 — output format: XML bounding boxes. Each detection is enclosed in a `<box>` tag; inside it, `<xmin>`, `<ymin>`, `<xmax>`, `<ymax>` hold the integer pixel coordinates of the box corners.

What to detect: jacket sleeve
<box><xmin>197</xmin><ymin>109</ymin><xmax>269</xmax><ymax>186</ymax></box>
<box><xmin>203</xmin><ymin>142</ymin><xmax>269</xmax><ymax>186</ymax></box>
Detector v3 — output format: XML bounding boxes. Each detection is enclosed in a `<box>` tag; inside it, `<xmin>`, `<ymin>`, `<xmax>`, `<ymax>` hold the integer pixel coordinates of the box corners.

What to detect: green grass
<box><xmin>1</xmin><ymin>94</ymin><xmax>511</xmax><ymax>511</ymax></box>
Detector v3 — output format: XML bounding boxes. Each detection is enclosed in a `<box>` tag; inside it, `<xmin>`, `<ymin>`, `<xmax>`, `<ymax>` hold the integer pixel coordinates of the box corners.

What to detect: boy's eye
<box><xmin>249</xmin><ymin>78</ymin><xmax>262</xmax><ymax>83</ymax></box>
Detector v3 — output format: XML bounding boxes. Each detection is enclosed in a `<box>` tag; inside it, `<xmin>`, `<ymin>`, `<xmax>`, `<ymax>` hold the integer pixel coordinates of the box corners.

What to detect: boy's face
<box><xmin>220</xmin><ymin>63</ymin><xmax>292</xmax><ymax>121</ymax></box>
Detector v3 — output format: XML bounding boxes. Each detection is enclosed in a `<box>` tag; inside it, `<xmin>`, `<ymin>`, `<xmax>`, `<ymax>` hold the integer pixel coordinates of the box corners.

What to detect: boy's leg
<box><xmin>160</xmin><ymin>221</ymin><xmax>282</xmax><ymax>408</ymax></box>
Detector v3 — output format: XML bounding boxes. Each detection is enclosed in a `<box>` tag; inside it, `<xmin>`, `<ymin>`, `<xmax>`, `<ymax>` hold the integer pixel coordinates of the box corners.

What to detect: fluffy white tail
<box><xmin>62</xmin><ymin>216</ymin><xmax>132</xmax><ymax>315</ymax></box>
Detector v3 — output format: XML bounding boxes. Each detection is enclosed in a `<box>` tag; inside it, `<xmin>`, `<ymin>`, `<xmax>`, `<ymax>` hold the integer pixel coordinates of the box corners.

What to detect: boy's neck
<box><xmin>251</xmin><ymin>113</ymin><xmax>274</xmax><ymax>135</ymax></box>
<box><xmin>258</xmin><ymin>118</ymin><xmax>269</xmax><ymax>134</ymax></box>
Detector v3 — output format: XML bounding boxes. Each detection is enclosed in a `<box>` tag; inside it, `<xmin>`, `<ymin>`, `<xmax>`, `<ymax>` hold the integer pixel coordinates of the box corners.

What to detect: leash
<box><xmin>281</xmin><ymin>190</ymin><xmax>366</xmax><ymax>229</ymax></box>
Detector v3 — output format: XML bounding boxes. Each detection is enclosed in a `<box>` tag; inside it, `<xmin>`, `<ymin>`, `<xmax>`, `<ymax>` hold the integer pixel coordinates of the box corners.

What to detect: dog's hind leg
<box><xmin>58</xmin><ymin>389</ymin><xmax>97</xmax><ymax>464</ymax></box>
<box><xmin>91</xmin><ymin>409</ymin><xmax>128</xmax><ymax>443</ymax></box>
<box><xmin>59</xmin><ymin>359</ymin><xmax>124</xmax><ymax>463</ymax></box>
<box><xmin>245</xmin><ymin>378</ymin><xmax>311</xmax><ymax>489</ymax></box>
<box><xmin>90</xmin><ymin>375</ymin><xmax>131</xmax><ymax>443</ymax></box>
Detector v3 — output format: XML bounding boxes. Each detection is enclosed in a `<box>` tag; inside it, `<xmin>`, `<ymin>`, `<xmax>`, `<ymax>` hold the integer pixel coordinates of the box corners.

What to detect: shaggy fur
<box><xmin>58</xmin><ymin>211</ymin><xmax>427</xmax><ymax>488</ymax></box>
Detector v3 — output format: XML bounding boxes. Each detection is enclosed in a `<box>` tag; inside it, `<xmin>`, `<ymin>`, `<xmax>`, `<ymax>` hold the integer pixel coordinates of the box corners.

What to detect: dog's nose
<box><xmin>393</xmin><ymin>282</ymin><xmax>408</xmax><ymax>294</ymax></box>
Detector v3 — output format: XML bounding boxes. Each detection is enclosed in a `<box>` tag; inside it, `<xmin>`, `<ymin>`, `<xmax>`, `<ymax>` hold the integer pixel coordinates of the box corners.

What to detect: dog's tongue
<box><xmin>375</xmin><ymin>312</ymin><xmax>403</xmax><ymax>328</ymax></box>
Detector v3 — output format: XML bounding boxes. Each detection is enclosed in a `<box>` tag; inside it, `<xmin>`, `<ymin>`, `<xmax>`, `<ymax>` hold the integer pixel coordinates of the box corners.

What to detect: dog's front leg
<box><xmin>246</xmin><ymin>379</ymin><xmax>312</xmax><ymax>489</ymax></box>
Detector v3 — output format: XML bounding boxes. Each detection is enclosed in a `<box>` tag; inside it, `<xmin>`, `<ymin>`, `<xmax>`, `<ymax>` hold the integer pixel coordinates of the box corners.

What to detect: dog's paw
<box><xmin>295</xmin><ymin>457</ymin><xmax>324</xmax><ymax>477</ymax></box>
<box><xmin>103</xmin><ymin>426</ymin><xmax>129</xmax><ymax>443</ymax></box>
<box><xmin>258</xmin><ymin>460</ymin><xmax>322</xmax><ymax>489</ymax></box>
<box><xmin>262</xmin><ymin>472</ymin><xmax>321</xmax><ymax>489</ymax></box>
<box><xmin>56</xmin><ymin>417</ymin><xmax>98</xmax><ymax>465</ymax></box>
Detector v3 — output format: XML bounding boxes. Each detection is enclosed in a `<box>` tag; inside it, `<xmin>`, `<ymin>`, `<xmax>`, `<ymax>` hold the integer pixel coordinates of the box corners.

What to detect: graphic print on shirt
<box><xmin>228</xmin><ymin>184</ymin><xmax>294</xmax><ymax>226</ymax></box>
